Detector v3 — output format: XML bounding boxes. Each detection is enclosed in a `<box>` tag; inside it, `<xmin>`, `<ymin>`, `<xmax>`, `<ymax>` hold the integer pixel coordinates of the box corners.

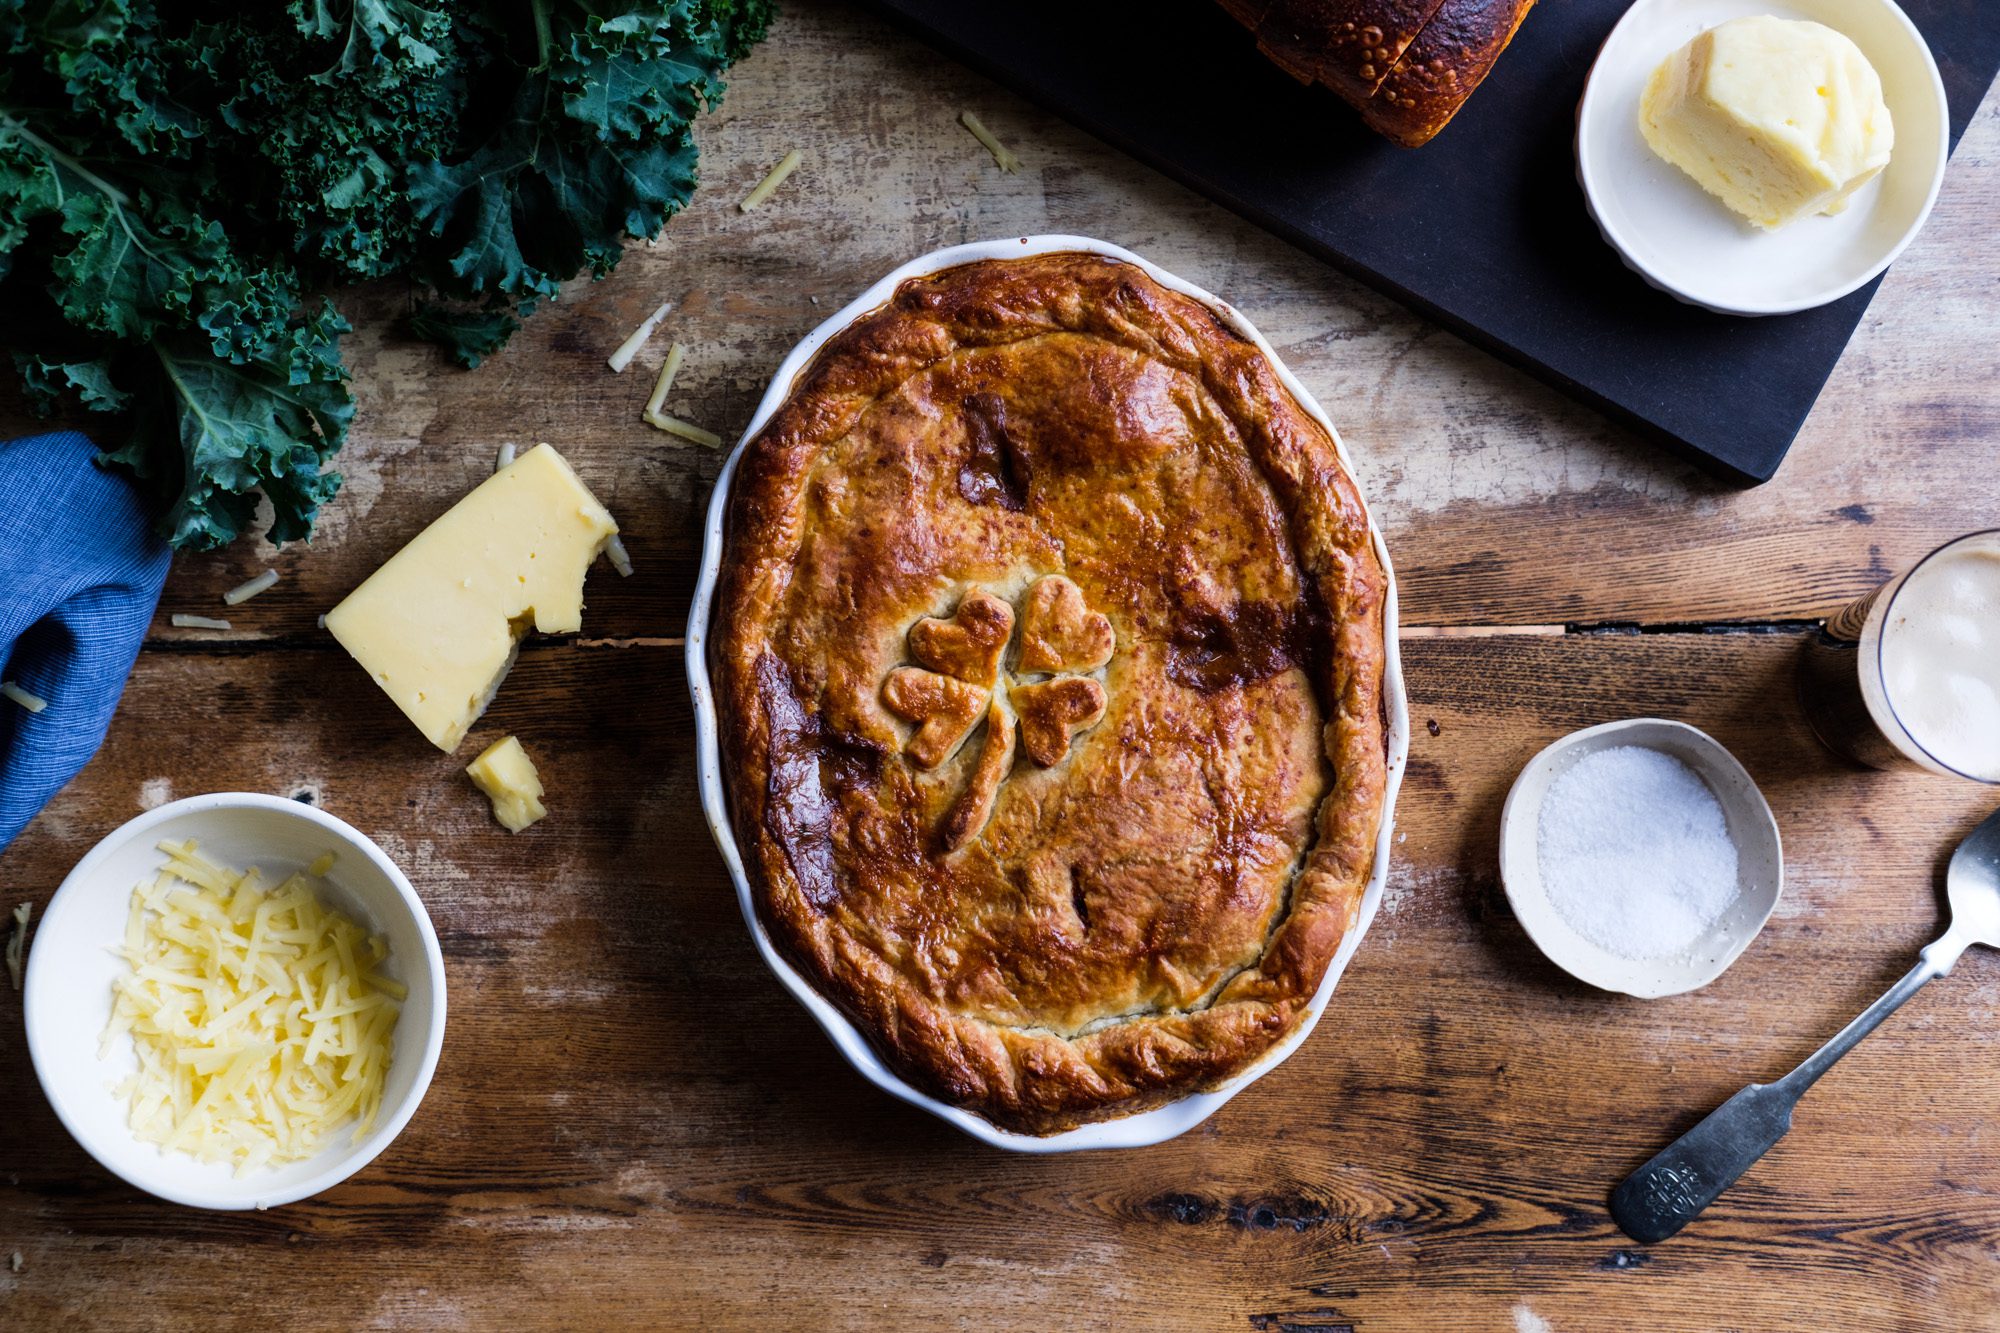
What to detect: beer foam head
<box><xmin>1880</xmin><ymin>533</ymin><xmax>2000</xmax><ymax>782</ymax></box>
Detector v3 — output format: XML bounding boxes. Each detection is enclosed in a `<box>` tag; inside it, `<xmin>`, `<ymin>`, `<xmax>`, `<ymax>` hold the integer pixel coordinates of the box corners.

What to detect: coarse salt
<box><xmin>1537</xmin><ymin>745</ymin><xmax>1739</xmax><ymax>960</ymax></box>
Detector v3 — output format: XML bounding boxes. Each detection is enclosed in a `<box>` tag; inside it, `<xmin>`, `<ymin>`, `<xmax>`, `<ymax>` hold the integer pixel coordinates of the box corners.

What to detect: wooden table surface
<box><xmin>4</xmin><ymin>4</ymin><xmax>1998</xmax><ymax>1328</ymax></box>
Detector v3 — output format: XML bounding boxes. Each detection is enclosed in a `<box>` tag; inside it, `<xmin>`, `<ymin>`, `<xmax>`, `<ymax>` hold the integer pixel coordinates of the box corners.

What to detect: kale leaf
<box><xmin>0</xmin><ymin>0</ymin><xmax>772</xmax><ymax>549</ymax></box>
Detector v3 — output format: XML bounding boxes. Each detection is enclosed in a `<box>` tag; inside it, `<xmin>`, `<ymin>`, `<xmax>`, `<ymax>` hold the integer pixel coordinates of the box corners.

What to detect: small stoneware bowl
<box><xmin>1499</xmin><ymin>719</ymin><xmax>1783</xmax><ymax>998</ymax></box>
<box><xmin>24</xmin><ymin>793</ymin><xmax>447</xmax><ymax>1210</ymax></box>
<box><xmin>1576</xmin><ymin>0</ymin><xmax>1949</xmax><ymax>316</ymax></box>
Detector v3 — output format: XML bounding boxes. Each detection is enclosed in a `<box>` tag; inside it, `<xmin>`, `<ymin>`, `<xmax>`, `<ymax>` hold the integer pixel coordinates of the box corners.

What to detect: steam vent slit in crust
<box><xmin>715</xmin><ymin>253</ymin><xmax>1390</xmax><ymax>1134</ymax></box>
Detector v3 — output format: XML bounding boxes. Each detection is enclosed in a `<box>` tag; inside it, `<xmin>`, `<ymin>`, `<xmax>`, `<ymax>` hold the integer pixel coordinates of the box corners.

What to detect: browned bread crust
<box><xmin>1256</xmin><ymin>0</ymin><xmax>1450</xmax><ymax>103</ymax></box>
<box><xmin>1224</xmin><ymin>0</ymin><xmax>1534</xmax><ymax>146</ymax></box>
<box><xmin>1360</xmin><ymin>0</ymin><xmax>1536</xmax><ymax>146</ymax></box>
<box><xmin>713</xmin><ymin>252</ymin><xmax>1389</xmax><ymax>1135</ymax></box>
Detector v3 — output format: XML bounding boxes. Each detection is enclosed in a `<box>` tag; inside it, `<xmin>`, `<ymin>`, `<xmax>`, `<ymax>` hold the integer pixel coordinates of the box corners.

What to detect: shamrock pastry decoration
<box><xmin>882</xmin><ymin>575</ymin><xmax>1112</xmax><ymax>850</ymax></box>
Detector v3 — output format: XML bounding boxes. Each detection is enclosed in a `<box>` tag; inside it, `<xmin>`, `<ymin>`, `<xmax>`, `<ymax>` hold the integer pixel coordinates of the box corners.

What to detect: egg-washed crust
<box><xmin>714</xmin><ymin>252</ymin><xmax>1389</xmax><ymax>1135</ymax></box>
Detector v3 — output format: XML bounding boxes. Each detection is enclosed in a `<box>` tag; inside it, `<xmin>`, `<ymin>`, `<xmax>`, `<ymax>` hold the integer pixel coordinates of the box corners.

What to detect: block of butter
<box><xmin>1640</xmin><ymin>15</ymin><xmax>1894</xmax><ymax>230</ymax></box>
<box><xmin>467</xmin><ymin>735</ymin><xmax>547</xmax><ymax>832</ymax></box>
<box><xmin>327</xmin><ymin>444</ymin><xmax>617</xmax><ymax>751</ymax></box>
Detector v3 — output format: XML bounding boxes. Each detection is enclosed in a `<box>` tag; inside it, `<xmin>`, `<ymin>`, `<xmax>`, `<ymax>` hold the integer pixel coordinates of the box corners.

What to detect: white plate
<box><xmin>1576</xmin><ymin>0</ymin><xmax>1949</xmax><ymax>316</ymax></box>
<box><xmin>684</xmin><ymin>235</ymin><xmax>1409</xmax><ymax>1151</ymax></box>
<box><xmin>1499</xmin><ymin>719</ymin><xmax>1784</xmax><ymax>998</ymax></box>
<box><xmin>24</xmin><ymin>793</ymin><xmax>447</xmax><ymax>1209</ymax></box>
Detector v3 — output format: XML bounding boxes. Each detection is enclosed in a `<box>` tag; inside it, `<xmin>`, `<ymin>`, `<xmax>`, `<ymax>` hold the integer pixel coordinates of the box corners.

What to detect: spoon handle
<box><xmin>1610</xmin><ymin>956</ymin><xmax>1941</xmax><ymax>1244</ymax></box>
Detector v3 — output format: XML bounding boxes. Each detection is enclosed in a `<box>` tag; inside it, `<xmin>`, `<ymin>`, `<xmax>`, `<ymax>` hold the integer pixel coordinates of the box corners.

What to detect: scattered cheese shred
<box><xmin>6</xmin><ymin>902</ymin><xmax>29</xmax><ymax>990</ymax></box>
<box><xmin>643</xmin><ymin>410</ymin><xmax>724</xmax><ymax>448</ymax></box>
<box><xmin>739</xmin><ymin>149</ymin><xmax>802</xmax><ymax>211</ymax></box>
<box><xmin>495</xmin><ymin>442</ymin><xmax>517</xmax><ymax>472</ymax></box>
<box><xmin>643</xmin><ymin>341</ymin><xmax>688</xmax><ymax>420</ymax></box>
<box><xmin>222</xmin><ymin>570</ymin><xmax>279</xmax><ymax>606</ymax></box>
<box><xmin>604</xmin><ymin>533</ymin><xmax>634</xmax><ymax>578</ymax></box>
<box><xmin>1</xmin><ymin>681</ymin><xmax>47</xmax><ymax>714</ymax></box>
<box><xmin>959</xmin><ymin>111</ymin><xmax>1020</xmax><ymax>173</ymax></box>
<box><xmin>607</xmin><ymin>300</ymin><xmax>673</xmax><ymax>373</ymax></box>
<box><xmin>103</xmin><ymin>841</ymin><xmax>401</xmax><ymax>1174</ymax></box>
<box><xmin>170</xmin><ymin>614</ymin><xmax>232</xmax><ymax>631</ymax></box>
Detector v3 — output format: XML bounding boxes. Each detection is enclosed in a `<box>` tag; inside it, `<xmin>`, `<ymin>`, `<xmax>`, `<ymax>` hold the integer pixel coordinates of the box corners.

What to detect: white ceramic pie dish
<box><xmin>24</xmin><ymin>793</ymin><xmax>447</xmax><ymax>1209</ymax></box>
<box><xmin>685</xmin><ymin>235</ymin><xmax>1409</xmax><ymax>1152</ymax></box>
<box><xmin>1576</xmin><ymin>0</ymin><xmax>1948</xmax><ymax>316</ymax></box>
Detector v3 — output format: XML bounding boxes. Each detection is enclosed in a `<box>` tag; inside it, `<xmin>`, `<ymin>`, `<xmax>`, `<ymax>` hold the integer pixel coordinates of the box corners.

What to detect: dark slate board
<box><xmin>869</xmin><ymin>0</ymin><xmax>1999</xmax><ymax>484</ymax></box>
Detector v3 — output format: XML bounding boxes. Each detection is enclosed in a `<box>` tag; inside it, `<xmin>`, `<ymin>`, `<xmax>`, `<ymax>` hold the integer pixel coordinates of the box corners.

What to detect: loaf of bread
<box><xmin>1219</xmin><ymin>0</ymin><xmax>1536</xmax><ymax>147</ymax></box>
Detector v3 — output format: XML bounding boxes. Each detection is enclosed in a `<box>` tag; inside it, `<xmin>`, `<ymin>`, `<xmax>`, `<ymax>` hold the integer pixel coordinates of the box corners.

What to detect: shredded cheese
<box><xmin>103</xmin><ymin>841</ymin><xmax>402</xmax><ymax>1174</ymax></box>
<box><xmin>643</xmin><ymin>410</ymin><xmax>724</xmax><ymax>448</ymax></box>
<box><xmin>604</xmin><ymin>533</ymin><xmax>634</xmax><ymax>577</ymax></box>
<box><xmin>1</xmin><ymin>681</ymin><xmax>47</xmax><ymax>714</ymax></box>
<box><xmin>5</xmin><ymin>902</ymin><xmax>28</xmax><ymax>990</ymax></box>
<box><xmin>222</xmin><ymin>570</ymin><xmax>279</xmax><ymax>606</ymax></box>
<box><xmin>739</xmin><ymin>149</ymin><xmax>802</xmax><ymax>211</ymax></box>
<box><xmin>170</xmin><ymin>615</ymin><xmax>232</xmax><ymax>631</ymax></box>
<box><xmin>495</xmin><ymin>442</ymin><xmax>517</xmax><ymax>472</ymax></box>
<box><xmin>959</xmin><ymin>111</ymin><xmax>1021</xmax><ymax>173</ymax></box>
<box><xmin>607</xmin><ymin>300</ymin><xmax>673</xmax><ymax>373</ymax></box>
<box><xmin>643</xmin><ymin>341</ymin><xmax>688</xmax><ymax>421</ymax></box>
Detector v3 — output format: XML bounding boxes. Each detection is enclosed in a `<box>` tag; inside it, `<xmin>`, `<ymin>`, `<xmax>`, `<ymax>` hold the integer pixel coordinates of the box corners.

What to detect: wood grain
<box><xmin>3</xmin><ymin>634</ymin><xmax>1998</xmax><ymax>1328</ymax></box>
<box><xmin>1</xmin><ymin>1</ymin><xmax>1997</xmax><ymax>1329</ymax></box>
<box><xmin>4</xmin><ymin>6</ymin><xmax>1994</xmax><ymax>638</ymax></box>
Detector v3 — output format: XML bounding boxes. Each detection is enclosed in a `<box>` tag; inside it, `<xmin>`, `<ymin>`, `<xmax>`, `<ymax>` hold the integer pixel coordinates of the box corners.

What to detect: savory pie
<box><xmin>714</xmin><ymin>251</ymin><xmax>1390</xmax><ymax>1134</ymax></box>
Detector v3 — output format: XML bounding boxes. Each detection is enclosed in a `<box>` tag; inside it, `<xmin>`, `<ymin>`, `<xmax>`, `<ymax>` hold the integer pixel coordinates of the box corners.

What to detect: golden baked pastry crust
<box><xmin>714</xmin><ymin>252</ymin><xmax>1389</xmax><ymax>1134</ymax></box>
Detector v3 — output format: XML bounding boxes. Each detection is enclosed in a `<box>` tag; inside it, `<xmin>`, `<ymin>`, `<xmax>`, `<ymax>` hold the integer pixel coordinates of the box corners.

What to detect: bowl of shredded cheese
<box><xmin>24</xmin><ymin>793</ymin><xmax>446</xmax><ymax>1210</ymax></box>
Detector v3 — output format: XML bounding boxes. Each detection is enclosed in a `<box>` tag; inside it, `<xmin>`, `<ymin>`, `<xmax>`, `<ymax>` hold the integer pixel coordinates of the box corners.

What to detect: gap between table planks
<box><xmin>5</xmin><ymin>8</ymin><xmax>1993</xmax><ymax>642</ymax></box>
<box><xmin>0</xmin><ymin>1</ymin><xmax>1996</xmax><ymax>1328</ymax></box>
<box><xmin>3</xmin><ymin>634</ymin><xmax>1997</xmax><ymax>1331</ymax></box>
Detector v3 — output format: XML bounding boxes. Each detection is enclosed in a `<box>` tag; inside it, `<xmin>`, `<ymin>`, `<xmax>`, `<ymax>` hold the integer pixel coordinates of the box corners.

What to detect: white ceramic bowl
<box><xmin>1576</xmin><ymin>0</ymin><xmax>1949</xmax><ymax>316</ymax></box>
<box><xmin>24</xmin><ymin>793</ymin><xmax>447</xmax><ymax>1209</ymax></box>
<box><xmin>1499</xmin><ymin>719</ymin><xmax>1784</xmax><ymax>998</ymax></box>
<box><xmin>686</xmin><ymin>235</ymin><xmax>1409</xmax><ymax>1151</ymax></box>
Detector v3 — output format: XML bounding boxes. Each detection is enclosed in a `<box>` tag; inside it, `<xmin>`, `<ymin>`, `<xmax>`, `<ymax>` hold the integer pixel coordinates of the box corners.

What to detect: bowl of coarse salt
<box><xmin>1498</xmin><ymin>718</ymin><xmax>1783</xmax><ymax>998</ymax></box>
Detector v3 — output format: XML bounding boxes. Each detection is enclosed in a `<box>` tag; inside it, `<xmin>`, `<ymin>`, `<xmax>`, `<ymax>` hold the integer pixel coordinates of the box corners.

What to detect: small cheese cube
<box><xmin>467</xmin><ymin>735</ymin><xmax>547</xmax><ymax>833</ymax></box>
<box><xmin>1640</xmin><ymin>16</ymin><xmax>1894</xmax><ymax>230</ymax></box>
<box><xmin>326</xmin><ymin>444</ymin><xmax>617</xmax><ymax>751</ymax></box>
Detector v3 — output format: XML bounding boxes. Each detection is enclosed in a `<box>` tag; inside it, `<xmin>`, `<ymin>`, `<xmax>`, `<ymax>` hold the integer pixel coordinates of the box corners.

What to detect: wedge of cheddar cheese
<box><xmin>327</xmin><ymin>444</ymin><xmax>617</xmax><ymax>751</ymax></box>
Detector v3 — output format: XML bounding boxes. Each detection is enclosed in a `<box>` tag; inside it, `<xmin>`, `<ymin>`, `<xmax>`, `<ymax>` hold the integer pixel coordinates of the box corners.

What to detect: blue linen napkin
<box><xmin>0</xmin><ymin>431</ymin><xmax>171</xmax><ymax>851</ymax></box>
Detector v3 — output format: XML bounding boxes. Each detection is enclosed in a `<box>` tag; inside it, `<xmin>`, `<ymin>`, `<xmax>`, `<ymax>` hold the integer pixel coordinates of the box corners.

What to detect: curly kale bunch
<box><xmin>0</xmin><ymin>0</ymin><xmax>771</xmax><ymax>549</ymax></box>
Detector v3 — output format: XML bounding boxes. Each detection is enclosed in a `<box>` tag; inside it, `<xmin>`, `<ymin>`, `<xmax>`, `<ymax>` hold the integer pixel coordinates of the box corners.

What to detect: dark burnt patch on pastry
<box><xmin>1168</xmin><ymin>602</ymin><xmax>1304</xmax><ymax>692</ymax></box>
<box><xmin>957</xmin><ymin>393</ymin><xmax>1031</xmax><ymax>511</ymax></box>
<box><xmin>755</xmin><ymin>652</ymin><xmax>840</xmax><ymax>912</ymax></box>
<box><xmin>755</xmin><ymin>653</ymin><xmax>889</xmax><ymax>914</ymax></box>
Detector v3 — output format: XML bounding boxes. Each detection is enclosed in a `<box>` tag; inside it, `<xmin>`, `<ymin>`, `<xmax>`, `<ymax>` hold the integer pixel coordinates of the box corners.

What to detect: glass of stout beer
<box><xmin>1798</xmin><ymin>529</ymin><xmax>2000</xmax><ymax>782</ymax></box>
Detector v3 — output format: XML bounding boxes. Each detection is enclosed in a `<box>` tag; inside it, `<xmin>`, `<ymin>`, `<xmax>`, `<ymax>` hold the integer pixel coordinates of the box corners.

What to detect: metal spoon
<box><xmin>1610</xmin><ymin>804</ymin><xmax>2000</xmax><ymax>1244</ymax></box>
